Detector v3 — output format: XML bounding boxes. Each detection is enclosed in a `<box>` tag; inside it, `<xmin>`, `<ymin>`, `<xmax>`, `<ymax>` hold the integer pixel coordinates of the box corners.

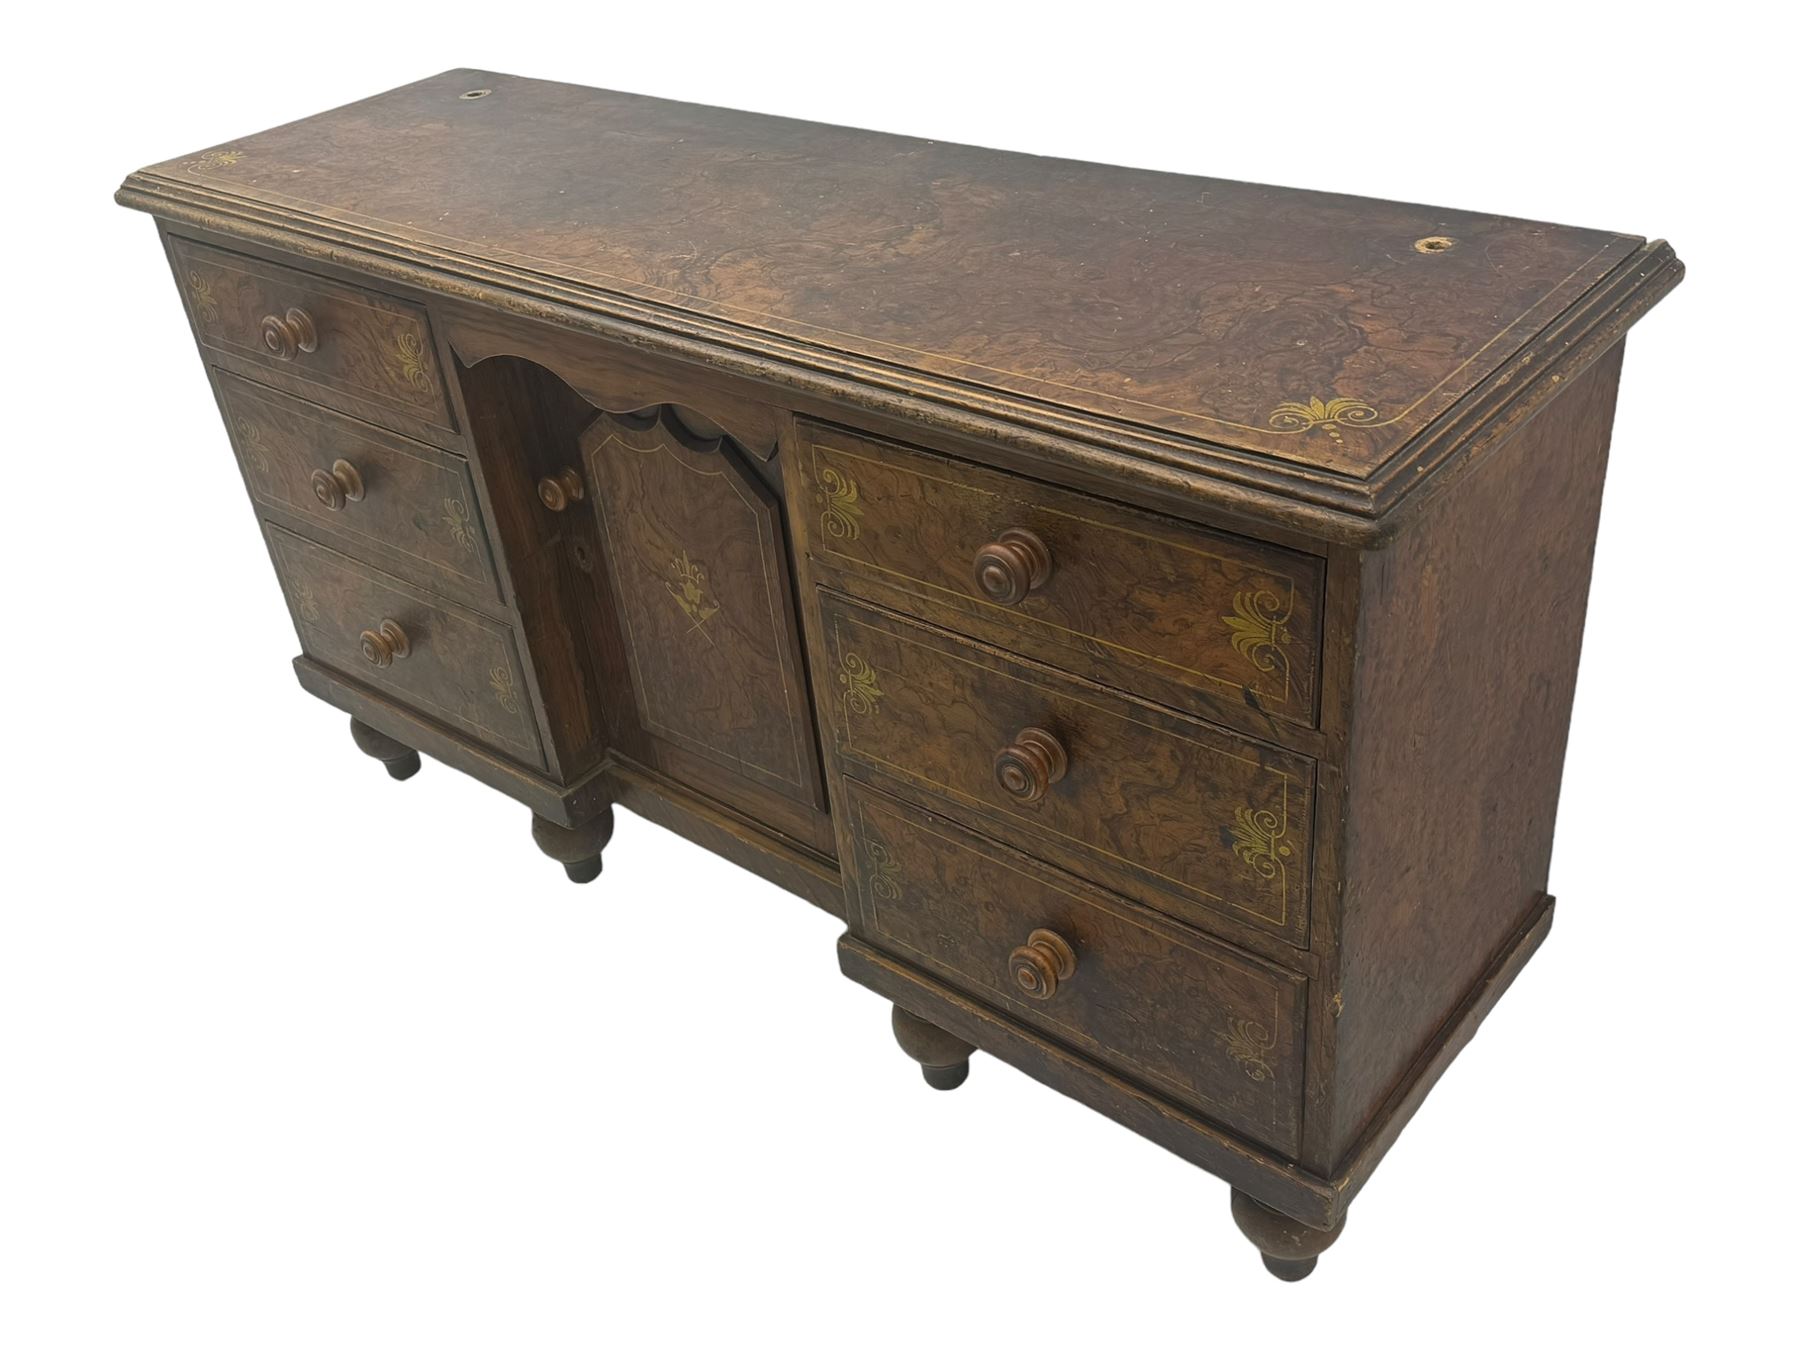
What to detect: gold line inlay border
<box><xmin>592</xmin><ymin>428</ymin><xmax>812</xmax><ymax>792</ymax></box>
<box><xmin>851</xmin><ymin>791</ymin><xmax>1295</xmax><ymax>1135</ymax></box>
<box><xmin>828</xmin><ymin>607</ymin><xmax>1311</xmax><ymax>931</ymax></box>
<box><xmin>811</xmin><ymin>441</ymin><xmax>1315</xmax><ymax>709</ymax></box>
<box><xmin>175</xmin><ymin>247</ymin><xmax>446</xmax><ymax>418</ymax></box>
<box><xmin>226</xmin><ymin>385</ymin><xmax>492</xmax><ymax>586</ymax></box>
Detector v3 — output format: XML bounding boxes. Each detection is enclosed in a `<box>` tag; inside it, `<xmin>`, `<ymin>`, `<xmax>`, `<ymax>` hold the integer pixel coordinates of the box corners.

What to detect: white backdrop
<box><xmin>4</xmin><ymin>4</ymin><xmax>1791</xmax><ymax>1344</ymax></box>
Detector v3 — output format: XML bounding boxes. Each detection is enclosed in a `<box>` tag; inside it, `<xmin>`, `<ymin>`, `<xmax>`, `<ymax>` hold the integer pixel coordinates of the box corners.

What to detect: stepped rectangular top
<box><xmin>119</xmin><ymin>69</ymin><xmax>1681</xmax><ymax>536</ymax></box>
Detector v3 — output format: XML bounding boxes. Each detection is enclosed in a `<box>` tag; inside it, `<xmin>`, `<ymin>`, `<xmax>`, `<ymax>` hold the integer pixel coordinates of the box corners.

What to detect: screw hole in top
<box><xmin>1414</xmin><ymin>235</ymin><xmax>1456</xmax><ymax>254</ymax></box>
<box><xmin>460</xmin><ymin>88</ymin><xmax>492</xmax><ymax>100</ymax></box>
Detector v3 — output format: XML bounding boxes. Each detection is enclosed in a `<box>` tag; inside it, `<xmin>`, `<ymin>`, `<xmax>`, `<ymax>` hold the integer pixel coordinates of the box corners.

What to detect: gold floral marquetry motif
<box><xmin>188</xmin><ymin>271</ymin><xmax>220</xmax><ymax>324</ymax></box>
<box><xmin>666</xmin><ymin>550</ymin><xmax>721</xmax><ymax>641</ymax></box>
<box><xmin>1223</xmin><ymin>588</ymin><xmax>1292</xmax><ymax>682</ymax></box>
<box><xmin>1230</xmin><ymin>804</ymin><xmax>1292</xmax><ymax>883</ymax></box>
<box><xmin>865</xmin><ymin>840</ymin><xmax>902</xmax><ymax>903</ymax></box>
<box><xmin>1218</xmin><ymin>1018</ymin><xmax>1277</xmax><ymax>1083</ymax></box>
<box><xmin>489</xmin><ymin>665</ymin><xmax>520</xmax><ymax>715</ymax></box>
<box><xmin>443</xmin><ymin>498</ymin><xmax>477</xmax><ymax>552</ymax></box>
<box><xmin>394</xmin><ymin>332</ymin><xmax>434</xmax><ymax>394</ymax></box>
<box><xmin>236</xmin><ymin>419</ymin><xmax>271</xmax><ymax>481</ymax></box>
<box><xmin>838</xmin><ymin>651</ymin><xmax>883</xmax><ymax>717</ymax></box>
<box><xmin>187</xmin><ymin>148</ymin><xmax>244</xmax><ymax>175</ymax></box>
<box><xmin>816</xmin><ymin>466</ymin><xmax>864</xmax><ymax>541</ymax></box>
<box><xmin>292</xmin><ymin>582</ymin><xmax>320</xmax><ymax>624</ymax></box>
<box><xmin>1267</xmin><ymin>396</ymin><xmax>1380</xmax><ymax>444</ymax></box>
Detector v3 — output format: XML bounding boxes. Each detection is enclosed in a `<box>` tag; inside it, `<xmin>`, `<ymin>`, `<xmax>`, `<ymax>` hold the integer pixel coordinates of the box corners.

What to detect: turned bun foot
<box><xmin>921</xmin><ymin>1060</ymin><xmax>969</xmax><ymax>1091</ymax></box>
<box><xmin>1230</xmin><ymin>1188</ymin><xmax>1343</xmax><ymax>1282</ymax></box>
<box><xmin>348</xmin><ymin>717</ymin><xmax>421</xmax><ymax>781</ymax></box>
<box><xmin>1263</xmin><ymin>1254</ymin><xmax>1317</xmax><ymax>1283</ymax></box>
<box><xmin>890</xmin><ymin>1004</ymin><xmax>975</xmax><ymax>1091</ymax></box>
<box><xmin>531</xmin><ymin>806</ymin><xmax>615</xmax><ymax>884</ymax></box>
<box><xmin>562</xmin><ymin>855</ymin><xmax>603</xmax><ymax>884</ymax></box>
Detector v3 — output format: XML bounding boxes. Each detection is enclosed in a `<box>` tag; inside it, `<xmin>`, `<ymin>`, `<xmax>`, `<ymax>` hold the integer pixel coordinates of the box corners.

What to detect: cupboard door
<box><xmin>583</xmin><ymin>409</ymin><xmax>825</xmax><ymax>811</ymax></box>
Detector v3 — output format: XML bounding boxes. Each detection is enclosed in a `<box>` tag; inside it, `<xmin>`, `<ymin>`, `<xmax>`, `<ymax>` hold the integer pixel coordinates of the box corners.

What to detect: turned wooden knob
<box><xmin>993</xmin><ymin>726</ymin><xmax>1068</xmax><ymax>803</ymax></box>
<box><xmin>1009</xmin><ymin>928</ymin><xmax>1077</xmax><ymax>1000</ymax></box>
<box><xmin>259</xmin><ymin>307</ymin><xmax>318</xmax><ymax>361</ymax></box>
<box><xmin>309</xmin><ymin>458</ymin><xmax>365</xmax><ymax>511</ymax></box>
<box><xmin>358</xmin><ymin>618</ymin><xmax>411</xmax><ymax>668</ymax></box>
<box><xmin>537</xmin><ymin>467</ymin><xmax>586</xmax><ymax>511</ymax></box>
<box><xmin>972</xmin><ymin>527</ymin><xmax>1051</xmax><ymax>605</ymax></box>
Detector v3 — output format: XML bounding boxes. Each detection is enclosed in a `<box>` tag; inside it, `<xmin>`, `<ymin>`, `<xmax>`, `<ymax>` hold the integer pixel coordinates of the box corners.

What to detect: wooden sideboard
<box><xmin>117</xmin><ymin>69</ymin><xmax>1681</xmax><ymax>1280</ymax></box>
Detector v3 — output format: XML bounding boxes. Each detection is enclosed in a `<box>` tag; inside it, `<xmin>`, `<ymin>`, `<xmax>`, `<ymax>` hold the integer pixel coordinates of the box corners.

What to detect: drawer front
<box><xmin>219</xmin><ymin>373</ymin><xmax>499</xmax><ymax>603</ymax></box>
<box><xmin>799</xmin><ymin>422</ymin><xmax>1323</xmax><ymax>729</ymax></box>
<box><xmin>266</xmin><ymin>526</ymin><xmax>543</xmax><ymax>768</ymax></box>
<box><xmin>171</xmin><ymin>237</ymin><xmax>454</xmax><ymax>435</ymax></box>
<box><xmin>822</xmin><ymin>592</ymin><xmax>1314</xmax><ymax>949</ymax></box>
<box><xmin>847</xmin><ymin>783</ymin><xmax>1305</xmax><ymax>1154</ymax></box>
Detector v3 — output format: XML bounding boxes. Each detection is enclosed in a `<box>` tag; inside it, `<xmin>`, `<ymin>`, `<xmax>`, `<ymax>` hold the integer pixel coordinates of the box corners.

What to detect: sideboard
<box><xmin>117</xmin><ymin>69</ymin><xmax>1682</xmax><ymax>1279</ymax></box>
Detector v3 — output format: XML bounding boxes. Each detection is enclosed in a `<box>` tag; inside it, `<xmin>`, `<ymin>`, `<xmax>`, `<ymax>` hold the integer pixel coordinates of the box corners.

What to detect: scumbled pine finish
<box><xmin>118</xmin><ymin>69</ymin><xmax>1681</xmax><ymax>1281</ymax></box>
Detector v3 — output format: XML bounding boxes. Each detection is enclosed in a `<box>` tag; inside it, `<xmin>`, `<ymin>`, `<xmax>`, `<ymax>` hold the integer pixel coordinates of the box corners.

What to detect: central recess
<box><xmin>455</xmin><ymin>354</ymin><xmax>832</xmax><ymax>856</ymax></box>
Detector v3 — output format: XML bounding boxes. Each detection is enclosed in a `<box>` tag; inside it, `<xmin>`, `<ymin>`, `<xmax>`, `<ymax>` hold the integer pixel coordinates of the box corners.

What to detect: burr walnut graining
<box><xmin>118</xmin><ymin>69</ymin><xmax>1681</xmax><ymax>1278</ymax></box>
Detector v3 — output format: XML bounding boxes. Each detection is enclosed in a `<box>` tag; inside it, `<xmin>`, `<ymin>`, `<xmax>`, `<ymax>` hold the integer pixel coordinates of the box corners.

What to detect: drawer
<box><xmin>799</xmin><ymin>421</ymin><xmax>1323</xmax><ymax>729</ymax></box>
<box><xmin>218</xmin><ymin>373</ymin><xmax>500</xmax><ymax>604</ymax></box>
<box><xmin>821</xmin><ymin>592</ymin><xmax>1315</xmax><ymax>949</ymax></box>
<box><xmin>170</xmin><ymin>237</ymin><xmax>454</xmax><ymax>436</ymax></box>
<box><xmin>846</xmin><ymin>782</ymin><xmax>1305</xmax><ymax>1154</ymax></box>
<box><xmin>265</xmin><ymin>526</ymin><xmax>543</xmax><ymax>768</ymax></box>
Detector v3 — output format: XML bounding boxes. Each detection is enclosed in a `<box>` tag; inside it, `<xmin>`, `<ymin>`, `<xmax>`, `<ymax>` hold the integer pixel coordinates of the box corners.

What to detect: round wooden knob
<box><xmin>1009</xmin><ymin>928</ymin><xmax>1077</xmax><ymax>1000</ymax></box>
<box><xmin>358</xmin><ymin>618</ymin><xmax>411</xmax><ymax>668</ymax></box>
<box><xmin>259</xmin><ymin>307</ymin><xmax>318</xmax><ymax>361</ymax></box>
<box><xmin>537</xmin><ymin>467</ymin><xmax>586</xmax><ymax>512</ymax></box>
<box><xmin>993</xmin><ymin>726</ymin><xmax>1068</xmax><ymax>803</ymax></box>
<box><xmin>309</xmin><ymin>459</ymin><xmax>365</xmax><ymax>511</ymax></box>
<box><xmin>972</xmin><ymin>527</ymin><xmax>1051</xmax><ymax>605</ymax></box>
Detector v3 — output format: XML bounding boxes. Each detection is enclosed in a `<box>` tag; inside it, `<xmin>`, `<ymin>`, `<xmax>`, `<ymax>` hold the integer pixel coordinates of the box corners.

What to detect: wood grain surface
<box><xmin>798</xmin><ymin>419</ymin><xmax>1324</xmax><ymax>730</ymax></box>
<box><xmin>217</xmin><ymin>372</ymin><xmax>499</xmax><ymax>604</ymax></box>
<box><xmin>1324</xmin><ymin>346</ymin><xmax>1625</xmax><ymax>1167</ymax></box>
<box><xmin>583</xmin><ymin>408</ymin><xmax>824</xmax><ymax>808</ymax></box>
<box><xmin>845</xmin><ymin>782</ymin><xmax>1305</xmax><ymax>1153</ymax></box>
<box><xmin>118</xmin><ymin>75</ymin><xmax>1686</xmax><ymax>1275</ymax></box>
<box><xmin>820</xmin><ymin>591</ymin><xmax>1315</xmax><ymax>948</ymax></box>
<box><xmin>170</xmin><ymin>235</ymin><xmax>453</xmax><ymax>433</ymax></box>
<box><xmin>266</xmin><ymin>524</ymin><xmax>543</xmax><ymax>768</ymax></box>
<box><xmin>121</xmin><ymin>70</ymin><xmax>1681</xmax><ymax>541</ymax></box>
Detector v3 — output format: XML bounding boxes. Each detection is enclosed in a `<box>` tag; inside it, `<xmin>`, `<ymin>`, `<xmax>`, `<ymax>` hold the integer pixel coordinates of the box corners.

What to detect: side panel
<box><xmin>1326</xmin><ymin>343</ymin><xmax>1626</xmax><ymax>1166</ymax></box>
